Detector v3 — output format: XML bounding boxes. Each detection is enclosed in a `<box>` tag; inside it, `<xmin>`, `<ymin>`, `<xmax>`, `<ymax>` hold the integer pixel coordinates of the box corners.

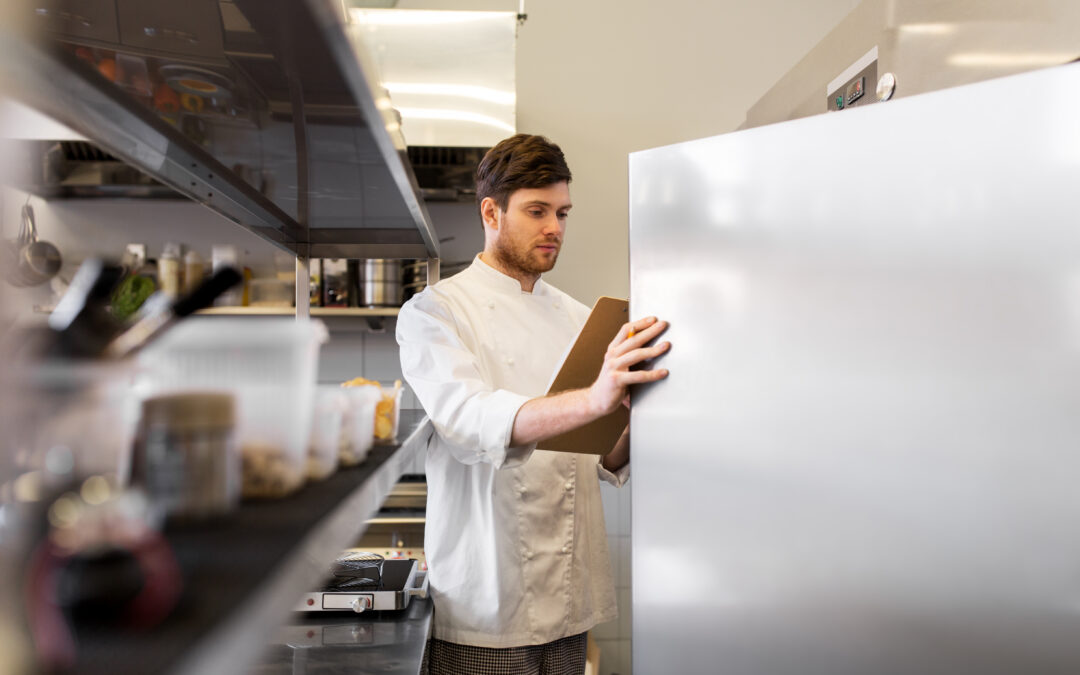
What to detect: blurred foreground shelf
<box><xmin>195</xmin><ymin>307</ymin><xmax>401</xmax><ymax>317</ymax></box>
<box><xmin>71</xmin><ymin>411</ymin><xmax>431</xmax><ymax>675</ymax></box>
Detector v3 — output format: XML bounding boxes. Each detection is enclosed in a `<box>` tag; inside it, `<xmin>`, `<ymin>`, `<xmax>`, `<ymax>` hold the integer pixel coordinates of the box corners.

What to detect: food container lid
<box><xmin>140</xmin><ymin>392</ymin><xmax>235</xmax><ymax>430</ymax></box>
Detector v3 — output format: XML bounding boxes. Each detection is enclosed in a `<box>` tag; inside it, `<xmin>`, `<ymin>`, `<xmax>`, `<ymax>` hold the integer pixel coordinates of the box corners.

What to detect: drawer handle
<box><xmin>35</xmin><ymin>8</ymin><xmax>92</xmax><ymax>27</ymax></box>
<box><xmin>142</xmin><ymin>26</ymin><xmax>199</xmax><ymax>44</ymax></box>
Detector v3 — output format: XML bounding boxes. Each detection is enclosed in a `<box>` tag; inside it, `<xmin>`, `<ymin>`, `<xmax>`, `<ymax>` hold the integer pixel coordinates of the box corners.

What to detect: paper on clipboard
<box><xmin>537</xmin><ymin>296</ymin><xmax>629</xmax><ymax>455</ymax></box>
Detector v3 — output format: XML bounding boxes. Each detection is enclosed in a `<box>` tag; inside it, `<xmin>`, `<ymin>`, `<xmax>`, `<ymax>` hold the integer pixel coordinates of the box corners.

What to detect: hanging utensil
<box><xmin>10</xmin><ymin>200</ymin><xmax>62</xmax><ymax>287</ymax></box>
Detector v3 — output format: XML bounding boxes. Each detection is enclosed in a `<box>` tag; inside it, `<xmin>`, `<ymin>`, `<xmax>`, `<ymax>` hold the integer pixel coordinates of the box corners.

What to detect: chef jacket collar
<box><xmin>472</xmin><ymin>254</ymin><xmax>549</xmax><ymax>297</ymax></box>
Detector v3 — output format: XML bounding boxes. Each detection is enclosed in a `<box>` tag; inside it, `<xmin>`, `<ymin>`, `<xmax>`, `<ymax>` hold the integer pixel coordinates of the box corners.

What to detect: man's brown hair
<box><xmin>475</xmin><ymin>134</ymin><xmax>572</xmax><ymax>214</ymax></box>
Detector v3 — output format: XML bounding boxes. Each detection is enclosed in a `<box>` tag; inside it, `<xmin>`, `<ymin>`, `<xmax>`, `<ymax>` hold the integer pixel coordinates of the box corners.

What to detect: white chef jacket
<box><xmin>396</xmin><ymin>255</ymin><xmax>630</xmax><ymax>648</ymax></box>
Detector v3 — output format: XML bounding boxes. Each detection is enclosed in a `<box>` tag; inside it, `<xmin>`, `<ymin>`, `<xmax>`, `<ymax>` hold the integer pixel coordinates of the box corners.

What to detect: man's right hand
<box><xmin>587</xmin><ymin>316</ymin><xmax>670</xmax><ymax>416</ymax></box>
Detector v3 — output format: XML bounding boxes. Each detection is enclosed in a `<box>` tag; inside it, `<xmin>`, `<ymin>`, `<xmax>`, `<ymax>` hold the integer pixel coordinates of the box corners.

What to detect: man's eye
<box><xmin>529</xmin><ymin>210</ymin><xmax>543</xmax><ymax>217</ymax></box>
<box><xmin>557</xmin><ymin>212</ymin><xmax>569</xmax><ymax>219</ymax></box>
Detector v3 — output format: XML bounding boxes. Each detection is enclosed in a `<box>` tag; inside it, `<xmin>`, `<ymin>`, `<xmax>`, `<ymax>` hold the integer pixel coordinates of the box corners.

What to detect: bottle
<box><xmin>183</xmin><ymin>249</ymin><xmax>204</xmax><ymax>294</ymax></box>
<box><xmin>158</xmin><ymin>242</ymin><xmax>182</xmax><ymax>299</ymax></box>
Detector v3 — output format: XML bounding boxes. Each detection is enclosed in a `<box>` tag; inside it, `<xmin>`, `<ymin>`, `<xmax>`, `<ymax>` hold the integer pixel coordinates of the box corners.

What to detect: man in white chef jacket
<box><xmin>397</xmin><ymin>134</ymin><xmax>670</xmax><ymax>675</ymax></box>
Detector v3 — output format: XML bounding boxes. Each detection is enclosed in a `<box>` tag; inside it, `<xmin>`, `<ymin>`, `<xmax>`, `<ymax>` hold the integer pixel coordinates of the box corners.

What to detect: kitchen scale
<box><xmin>295</xmin><ymin>551</ymin><xmax>428</xmax><ymax>613</ymax></box>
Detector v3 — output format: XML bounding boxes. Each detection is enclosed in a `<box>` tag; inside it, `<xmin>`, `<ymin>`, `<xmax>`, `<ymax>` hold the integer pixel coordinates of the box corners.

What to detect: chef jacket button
<box><xmin>525</xmin><ymin>551</ymin><xmax>534</xmax><ymax>560</ymax></box>
<box><xmin>506</xmin><ymin>357</ymin><xmax>514</xmax><ymax>366</ymax></box>
<box><xmin>561</xmin><ymin>546</ymin><xmax>569</xmax><ymax>554</ymax></box>
<box><xmin>487</xmin><ymin>301</ymin><xmax>495</xmax><ymax>309</ymax></box>
<box><xmin>517</xmin><ymin>485</ymin><xmax>526</xmax><ymax>494</ymax></box>
<box><xmin>564</xmin><ymin>482</ymin><xmax>572</xmax><ymax>490</ymax></box>
<box><xmin>553</xmin><ymin>302</ymin><xmax>561</xmax><ymax>309</ymax></box>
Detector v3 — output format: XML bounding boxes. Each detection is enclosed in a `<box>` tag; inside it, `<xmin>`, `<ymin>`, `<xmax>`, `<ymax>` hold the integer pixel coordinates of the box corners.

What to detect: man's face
<box><xmin>488</xmin><ymin>182</ymin><xmax>572</xmax><ymax>277</ymax></box>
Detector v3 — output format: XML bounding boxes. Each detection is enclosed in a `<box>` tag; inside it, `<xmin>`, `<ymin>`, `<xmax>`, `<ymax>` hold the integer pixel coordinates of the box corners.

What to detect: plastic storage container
<box><xmin>7</xmin><ymin>359</ymin><xmax>140</xmax><ymax>487</ymax></box>
<box><xmin>339</xmin><ymin>385</ymin><xmax>381</xmax><ymax>466</ymax></box>
<box><xmin>374</xmin><ymin>382</ymin><xmax>403</xmax><ymax>445</ymax></box>
<box><xmin>136</xmin><ymin>317</ymin><xmax>328</xmax><ymax>498</ymax></box>
<box><xmin>308</xmin><ymin>386</ymin><xmax>344</xmax><ymax>480</ymax></box>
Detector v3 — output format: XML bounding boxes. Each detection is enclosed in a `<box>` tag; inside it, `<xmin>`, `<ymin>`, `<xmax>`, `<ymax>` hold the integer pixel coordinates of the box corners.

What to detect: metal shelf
<box><xmin>0</xmin><ymin>0</ymin><xmax>440</xmax><ymax>261</ymax></box>
<box><xmin>67</xmin><ymin>412</ymin><xmax>431</xmax><ymax>675</ymax></box>
<box><xmin>196</xmin><ymin>306</ymin><xmax>400</xmax><ymax>317</ymax></box>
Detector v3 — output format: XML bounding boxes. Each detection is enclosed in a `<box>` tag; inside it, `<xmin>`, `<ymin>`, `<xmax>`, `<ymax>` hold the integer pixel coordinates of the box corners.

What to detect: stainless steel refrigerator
<box><xmin>628</xmin><ymin>62</ymin><xmax>1080</xmax><ymax>674</ymax></box>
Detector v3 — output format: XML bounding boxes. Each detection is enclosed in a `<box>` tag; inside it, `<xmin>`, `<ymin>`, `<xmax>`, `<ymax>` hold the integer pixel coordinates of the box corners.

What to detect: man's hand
<box><xmin>587</xmin><ymin>316</ymin><xmax>670</xmax><ymax>416</ymax></box>
<box><xmin>509</xmin><ymin>316</ymin><xmax>670</xmax><ymax>448</ymax></box>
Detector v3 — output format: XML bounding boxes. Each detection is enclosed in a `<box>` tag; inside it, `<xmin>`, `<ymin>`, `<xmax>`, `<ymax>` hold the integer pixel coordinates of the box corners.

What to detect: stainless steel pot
<box><xmin>402</xmin><ymin>260</ymin><xmax>427</xmax><ymax>302</ymax></box>
<box><xmin>5</xmin><ymin>202</ymin><xmax>61</xmax><ymax>287</ymax></box>
<box><xmin>360</xmin><ymin>259</ymin><xmax>403</xmax><ymax>307</ymax></box>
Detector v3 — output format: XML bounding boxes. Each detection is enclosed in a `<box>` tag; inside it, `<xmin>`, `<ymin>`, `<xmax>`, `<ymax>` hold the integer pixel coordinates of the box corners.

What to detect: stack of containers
<box><xmin>308</xmin><ymin>386</ymin><xmax>345</xmax><ymax>480</ymax></box>
<box><xmin>136</xmin><ymin>317</ymin><xmax>328</xmax><ymax>498</ymax></box>
<box><xmin>339</xmin><ymin>385</ymin><xmax>381</xmax><ymax>466</ymax></box>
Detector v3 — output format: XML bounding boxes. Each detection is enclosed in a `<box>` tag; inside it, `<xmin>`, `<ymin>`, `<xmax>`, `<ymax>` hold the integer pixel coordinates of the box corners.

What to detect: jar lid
<box><xmin>140</xmin><ymin>392</ymin><xmax>235</xmax><ymax>430</ymax></box>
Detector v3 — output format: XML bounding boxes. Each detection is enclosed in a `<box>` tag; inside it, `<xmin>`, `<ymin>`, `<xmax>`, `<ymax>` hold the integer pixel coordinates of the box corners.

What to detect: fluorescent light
<box><xmin>349</xmin><ymin>9</ymin><xmax>493</xmax><ymax>26</ymax></box>
<box><xmin>898</xmin><ymin>23</ymin><xmax>956</xmax><ymax>36</ymax></box>
<box><xmin>384</xmin><ymin>82</ymin><xmax>515</xmax><ymax>106</ymax></box>
<box><xmin>395</xmin><ymin>107</ymin><xmax>515</xmax><ymax>133</ymax></box>
<box><xmin>948</xmin><ymin>52</ymin><xmax>1077</xmax><ymax>68</ymax></box>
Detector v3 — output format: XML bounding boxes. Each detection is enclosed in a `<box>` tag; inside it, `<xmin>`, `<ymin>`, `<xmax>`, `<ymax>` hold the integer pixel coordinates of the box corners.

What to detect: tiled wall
<box><xmin>595</xmin><ymin>482</ymin><xmax>633</xmax><ymax>675</ymax></box>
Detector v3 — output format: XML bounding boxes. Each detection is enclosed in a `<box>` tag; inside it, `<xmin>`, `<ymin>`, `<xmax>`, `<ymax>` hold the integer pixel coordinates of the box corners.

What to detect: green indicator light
<box><xmin>835</xmin><ymin>95</ymin><xmax>844</xmax><ymax>109</ymax></box>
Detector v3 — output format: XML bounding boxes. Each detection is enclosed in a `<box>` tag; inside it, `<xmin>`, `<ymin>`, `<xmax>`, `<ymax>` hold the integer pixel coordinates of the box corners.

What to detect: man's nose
<box><xmin>541</xmin><ymin>214</ymin><xmax>563</xmax><ymax>237</ymax></box>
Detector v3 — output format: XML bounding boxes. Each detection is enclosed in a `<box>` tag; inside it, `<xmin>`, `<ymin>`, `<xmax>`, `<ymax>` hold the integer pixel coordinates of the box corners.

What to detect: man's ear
<box><xmin>480</xmin><ymin>197</ymin><xmax>500</xmax><ymax>231</ymax></box>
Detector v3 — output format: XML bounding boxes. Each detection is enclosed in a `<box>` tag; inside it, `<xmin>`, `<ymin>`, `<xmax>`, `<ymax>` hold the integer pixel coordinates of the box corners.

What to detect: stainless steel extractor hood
<box><xmin>0</xmin><ymin>0</ymin><xmax>442</xmax><ymax>260</ymax></box>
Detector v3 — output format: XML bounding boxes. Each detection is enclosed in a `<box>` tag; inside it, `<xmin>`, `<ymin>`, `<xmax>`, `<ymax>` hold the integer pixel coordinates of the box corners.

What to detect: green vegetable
<box><xmin>111</xmin><ymin>274</ymin><xmax>157</xmax><ymax>321</ymax></box>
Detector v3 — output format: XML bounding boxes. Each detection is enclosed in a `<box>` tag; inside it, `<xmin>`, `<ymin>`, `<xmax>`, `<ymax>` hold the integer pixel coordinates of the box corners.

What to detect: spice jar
<box><xmin>130</xmin><ymin>392</ymin><xmax>239</xmax><ymax>520</ymax></box>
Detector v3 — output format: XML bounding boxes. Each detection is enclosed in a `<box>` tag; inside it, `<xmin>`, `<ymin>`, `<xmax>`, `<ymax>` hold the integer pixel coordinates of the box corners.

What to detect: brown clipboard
<box><xmin>537</xmin><ymin>296</ymin><xmax>629</xmax><ymax>455</ymax></box>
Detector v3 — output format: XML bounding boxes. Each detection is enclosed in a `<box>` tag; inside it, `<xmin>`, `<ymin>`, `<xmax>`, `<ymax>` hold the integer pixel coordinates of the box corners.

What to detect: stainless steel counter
<box><xmin>249</xmin><ymin>598</ymin><xmax>432</xmax><ymax>675</ymax></box>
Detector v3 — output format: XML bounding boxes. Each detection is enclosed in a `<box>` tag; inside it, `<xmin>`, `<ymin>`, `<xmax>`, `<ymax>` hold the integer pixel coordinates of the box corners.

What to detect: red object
<box><xmin>97</xmin><ymin>58</ymin><xmax>116</xmax><ymax>82</ymax></box>
<box><xmin>154</xmin><ymin>84</ymin><xmax>180</xmax><ymax>114</ymax></box>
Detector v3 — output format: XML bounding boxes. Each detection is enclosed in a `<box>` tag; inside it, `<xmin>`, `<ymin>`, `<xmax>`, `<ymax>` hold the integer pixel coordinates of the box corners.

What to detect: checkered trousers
<box><xmin>421</xmin><ymin>632</ymin><xmax>588</xmax><ymax>675</ymax></box>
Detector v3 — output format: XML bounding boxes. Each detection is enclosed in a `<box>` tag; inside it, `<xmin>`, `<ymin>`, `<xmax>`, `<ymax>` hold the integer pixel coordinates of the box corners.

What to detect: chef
<box><xmin>397</xmin><ymin>133</ymin><xmax>670</xmax><ymax>675</ymax></box>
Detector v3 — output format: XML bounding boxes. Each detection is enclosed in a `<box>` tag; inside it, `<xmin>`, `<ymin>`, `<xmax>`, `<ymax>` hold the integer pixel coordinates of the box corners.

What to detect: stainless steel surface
<box><xmin>360</xmin><ymin>259</ymin><xmax>403</xmax><ymax>307</ymax></box>
<box><xmin>629</xmin><ymin>63</ymin><xmax>1080</xmax><ymax>675</ymax></box>
<box><xmin>250</xmin><ymin>597</ymin><xmax>433</xmax><ymax>675</ymax></box>
<box><xmin>0</xmin><ymin>0</ymin><xmax>441</xmax><ymax>260</ymax></box>
<box><xmin>743</xmin><ymin>0</ymin><xmax>1080</xmax><ymax>128</ymax></box>
<box><xmin>296</xmin><ymin>255</ymin><xmax>310</xmax><ymax>320</ymax></box>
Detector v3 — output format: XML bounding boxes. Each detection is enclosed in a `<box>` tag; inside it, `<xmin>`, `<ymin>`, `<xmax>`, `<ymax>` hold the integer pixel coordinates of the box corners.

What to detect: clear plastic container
<box><xmin>136</xmin><ymin>317</ymin><xmax>328</xmax><ymax>498</ymax></box>
<box><xmin>339</xmin><ymin>386</ymin><xmax>380</xmax><ymax>466</ymax></box>
<box><xmin>7</xmin><ymin>359</ymin><xmax>140</xmax><ymax>487</ymax></box>
<box><xmin>374</xmin><ymin>382</ymin><xmax>403</xmax><ymax>445</ymax></box>
<box><xmin>308</xmin><ymin>386</ymin><xmax>344</xmax><ymax>480</ymax></box>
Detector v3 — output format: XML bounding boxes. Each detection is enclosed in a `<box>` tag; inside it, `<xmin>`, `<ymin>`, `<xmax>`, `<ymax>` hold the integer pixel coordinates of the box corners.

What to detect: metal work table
<box><xmin>249</xmin><ymin>598</ymin><xmax>432</xmax><ymax>675</ymax></box>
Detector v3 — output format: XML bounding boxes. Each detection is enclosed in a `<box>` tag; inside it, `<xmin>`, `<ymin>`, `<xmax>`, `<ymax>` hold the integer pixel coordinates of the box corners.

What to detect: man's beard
<box><xmin>493</xmin><ymin>235</ymin><xmax>559</xmax><ymax>277</ymax></box>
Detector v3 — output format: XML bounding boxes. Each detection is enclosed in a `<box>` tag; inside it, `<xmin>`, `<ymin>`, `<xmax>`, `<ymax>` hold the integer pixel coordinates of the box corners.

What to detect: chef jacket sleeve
<box><xmin>596</xmin><ymin>458</ymin><xmax>630</xmax><ymax>487</ymax></box>
<box><xmin>397</xmin><ymin>294</ymin><xmax>535</xmax><ymax>469</ymax></box>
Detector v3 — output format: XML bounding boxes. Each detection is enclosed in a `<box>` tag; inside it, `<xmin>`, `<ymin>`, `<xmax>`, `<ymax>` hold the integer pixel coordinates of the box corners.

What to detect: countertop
<box><xmin>248</xmin><ymin>598</ymin><xmax>433</xmax><ymax>675</ymax></box>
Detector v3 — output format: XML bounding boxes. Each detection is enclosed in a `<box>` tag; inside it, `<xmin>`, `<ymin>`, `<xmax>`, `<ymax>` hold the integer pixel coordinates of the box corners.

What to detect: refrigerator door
<box><xmin>629</xmin><ymin>63</ymin><xmax>1080</xmax><ymax>675</ymax></box>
